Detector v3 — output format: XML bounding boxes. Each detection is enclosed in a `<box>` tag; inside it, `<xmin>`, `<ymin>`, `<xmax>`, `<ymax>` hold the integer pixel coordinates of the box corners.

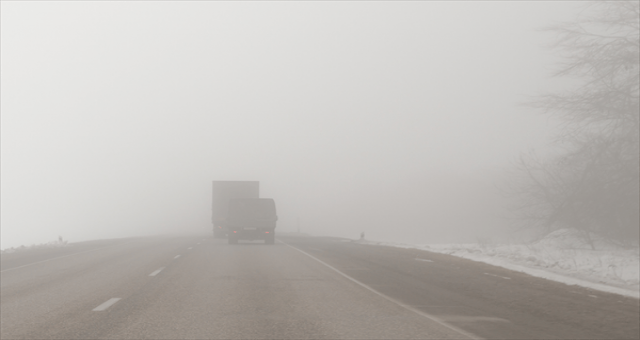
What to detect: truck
<box><xmin>227</xmin><ymin>198</ymin><xmax>277</xmax><ymax>244</ymax></box>
<box><xmin>212</xmin><ymin>181</ymin><xmax>259</xmax><ymax>238</ymax></box>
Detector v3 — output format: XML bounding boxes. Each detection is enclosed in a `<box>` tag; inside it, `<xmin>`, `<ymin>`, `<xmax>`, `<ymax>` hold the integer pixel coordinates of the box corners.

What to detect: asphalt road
<box><xmin>1</xmin><ymin>233</ymin><xmax>638</xmax><ymax>339</ymax></box>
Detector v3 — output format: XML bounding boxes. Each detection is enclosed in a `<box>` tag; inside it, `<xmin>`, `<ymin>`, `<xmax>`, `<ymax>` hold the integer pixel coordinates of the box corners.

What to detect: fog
<box><xmin>1</xmin><ymin>2</ymin><xmax>580</xmax><ymax>249</ymax></box>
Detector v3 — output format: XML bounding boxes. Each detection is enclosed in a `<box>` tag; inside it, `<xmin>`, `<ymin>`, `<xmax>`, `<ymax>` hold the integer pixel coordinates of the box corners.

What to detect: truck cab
<box><xmin>227</xmin><ymin>198</ymin><xmax>277</xmax><ymax>244</ymax></box>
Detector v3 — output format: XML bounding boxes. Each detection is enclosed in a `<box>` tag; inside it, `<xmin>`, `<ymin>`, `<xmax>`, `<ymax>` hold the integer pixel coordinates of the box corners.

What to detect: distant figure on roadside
<box><xmin>360</xmin><ymin>232</ymin><xmax>365</xmax><ymax>240</ymax></box>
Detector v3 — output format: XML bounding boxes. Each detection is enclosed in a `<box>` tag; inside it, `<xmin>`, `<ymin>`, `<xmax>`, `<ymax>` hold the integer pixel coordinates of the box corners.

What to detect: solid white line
<box><xmin>279</xmin><ymin>240</ymin><xmax>480</xmax><ymax>340</ymax></box>
<box><xmin>439</xmin><ymin>315</ymin><xmax>510</xmax><ymax>323</ymax></box>
<box><xmin>149</xmin><ymin>267</ymin><xmax>165</xmax><ymax>276</ymax></box>
<box><xmin>92</xmin><ymin>298</ymin><xmax>121</xmax><ymax>311</ymax></box>
<box><xmin>484</xmin><ymin>273</ymin><xmax>511</xmax><ymax>280</ymax></box>
<box><xmin>415</xmin><ymin>258</ymin><xmax>434</xmax><ymax>262</ymax></box>
<box><xmin>174</xmin><ymin>255</ymin><xmax>181</xmax><ymax>259</ymax></box>
<box><xmin>0</xmin><ymin>241</ymin><xmax>135</xmax><ymax>273</ymax></box>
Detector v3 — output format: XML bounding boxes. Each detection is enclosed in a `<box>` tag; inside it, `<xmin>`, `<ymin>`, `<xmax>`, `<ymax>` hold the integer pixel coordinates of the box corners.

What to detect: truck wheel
<box><xmin>228</xmin><ymin>236</ymin><xmax>238</xmax><ymax>244</ymax></box>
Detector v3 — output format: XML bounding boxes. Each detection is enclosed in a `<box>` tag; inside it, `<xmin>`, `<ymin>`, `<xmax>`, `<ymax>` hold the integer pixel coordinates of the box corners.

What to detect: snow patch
<box><xmin>359</xmin><ymin>229</ymin><xmax>639</xmax><ymax>299</ymax></box>
<box><xmin>1</xmin><ymin>238</ymin><xmax>69</xmax><ymax>254</ymax></box>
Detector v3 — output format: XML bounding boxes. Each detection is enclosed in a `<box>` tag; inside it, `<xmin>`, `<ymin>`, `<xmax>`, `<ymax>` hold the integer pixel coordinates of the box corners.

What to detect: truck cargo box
<box><xmin>212</xmin><ymin>181</ymin><xmax>259</xmax><ymax>238</ymax></box>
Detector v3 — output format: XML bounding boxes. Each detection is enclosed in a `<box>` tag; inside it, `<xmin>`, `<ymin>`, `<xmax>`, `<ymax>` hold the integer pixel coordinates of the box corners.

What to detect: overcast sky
<box><xmin>1</xmin><ymin>2</ymin><xmax>583</xmax><ymax>249</ymax></box>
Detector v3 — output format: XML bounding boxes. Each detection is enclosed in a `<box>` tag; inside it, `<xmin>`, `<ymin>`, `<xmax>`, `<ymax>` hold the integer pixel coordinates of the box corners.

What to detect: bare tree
<box><xmin>507</xmin><ymin>1</ymin><xmax>639</xmax><ymax>247</ymax></box>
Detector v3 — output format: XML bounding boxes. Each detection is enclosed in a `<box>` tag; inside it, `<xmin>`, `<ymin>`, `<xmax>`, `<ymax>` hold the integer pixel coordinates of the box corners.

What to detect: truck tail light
<box><xmin>265</xmin><ymin>231</ymin><xmax>270</xmax><ymax>233</ymax></box>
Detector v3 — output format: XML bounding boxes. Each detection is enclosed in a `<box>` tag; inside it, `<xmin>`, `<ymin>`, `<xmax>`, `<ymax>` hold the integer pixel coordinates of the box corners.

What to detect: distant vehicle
<box><xmin>212</xmin><ymin>181</ymin><xmax>259</xmax><ymax>238</ymax></box>
<box><xmin>227</xmin><ymin>198</ymin><xmax>277</xmax><ymax>244</ymax></box>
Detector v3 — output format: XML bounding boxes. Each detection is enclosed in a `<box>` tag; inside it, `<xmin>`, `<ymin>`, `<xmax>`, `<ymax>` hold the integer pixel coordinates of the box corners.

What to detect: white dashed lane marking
<box><xmin>188</xmin><ymin>247</ymin><xmax>192</xmax><ymax>250</ymax></box>
<box><xmin>92</xmin><ymin>298</ymin><xmax>121</xmax><ymax>311</ymax></box>
<box><xmin>415</xmin><ymin>258</ymin><xmax>434</xmax><ymax>262</ymax></box>
<box><xmin>174</xmin><ymin>255</ymin><xmax>181</xmax><ymax>259</ymax></box>
<box><xmin>149</xmin><ymin>267</ymin><xmax>165</xmax><ymax>276</ymax></box>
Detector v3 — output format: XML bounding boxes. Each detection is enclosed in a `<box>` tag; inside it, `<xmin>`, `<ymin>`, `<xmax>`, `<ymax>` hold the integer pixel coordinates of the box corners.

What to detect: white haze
<box><xmin>1</xmin><ymin>2</ymin><xmax>580</xmax><ymax>249</ymax></box>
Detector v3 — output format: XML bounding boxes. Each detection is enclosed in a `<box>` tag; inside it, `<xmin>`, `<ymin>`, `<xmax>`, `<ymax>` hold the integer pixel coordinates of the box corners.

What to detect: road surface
<box><xmin>1</xmin><ymin>234</ymin><xmax>638</xmax><ymax>339</ymax></box>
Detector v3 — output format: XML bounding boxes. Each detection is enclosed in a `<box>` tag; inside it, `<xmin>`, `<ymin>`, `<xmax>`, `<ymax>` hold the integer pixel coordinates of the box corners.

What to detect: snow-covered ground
<box><xmin>360</xmin><ymin>229</ymin><xmax>639</xmax><ymax>299</ymax></box>
<box><xmin>1</xmin><ymin>238</ymin><xmax>68</xmax><ymax>254</ymax></box>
